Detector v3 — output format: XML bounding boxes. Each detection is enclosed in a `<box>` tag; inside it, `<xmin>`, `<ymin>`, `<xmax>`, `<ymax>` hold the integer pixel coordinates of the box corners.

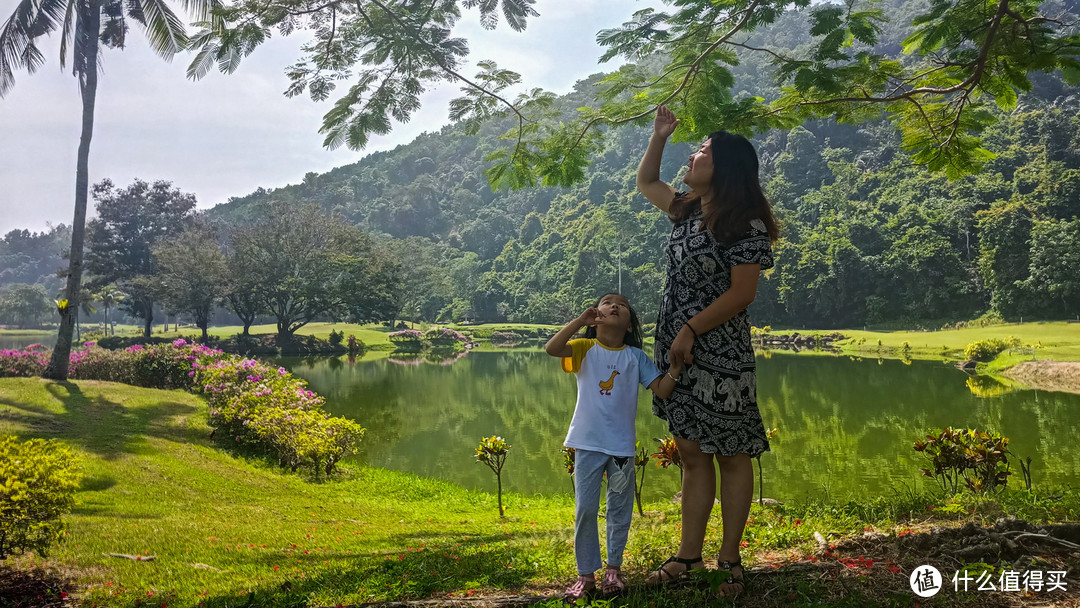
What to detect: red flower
<box><xmin>60</xmin><ymin>592</ymin><xmax>69</xmax><ymax>599</ymax></box>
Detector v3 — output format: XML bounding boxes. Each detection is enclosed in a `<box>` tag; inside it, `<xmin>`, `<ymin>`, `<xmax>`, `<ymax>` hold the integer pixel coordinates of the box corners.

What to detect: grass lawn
<box><xmin>1</xmin><ymin>378</ymin><xmax>1079</xmax><ymax>607</ymax></box>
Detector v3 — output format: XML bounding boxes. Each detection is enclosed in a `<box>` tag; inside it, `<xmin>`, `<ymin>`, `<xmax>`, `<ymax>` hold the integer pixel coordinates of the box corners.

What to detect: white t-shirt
<box><xmin>561</xmin><ymin>338</ymin><xmax>662</xmax><ymax>457</ymax></box>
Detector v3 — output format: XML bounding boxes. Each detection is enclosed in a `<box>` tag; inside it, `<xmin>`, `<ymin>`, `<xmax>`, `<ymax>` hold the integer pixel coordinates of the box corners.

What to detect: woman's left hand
<box><xmin>670</xmin><ymin>324</ymin><xmax>695</xmax><ymax>368</ymax></box>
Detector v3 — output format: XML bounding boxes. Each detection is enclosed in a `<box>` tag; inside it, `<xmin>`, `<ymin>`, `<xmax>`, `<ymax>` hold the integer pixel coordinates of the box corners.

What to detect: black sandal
<box><xmin>715</xmin><ymin>557</ymin><xmax>746</xmax><ymax>596</ymax></box>
<box><xmin>649</xmin><ymin>555</ymin><xmax>703</xmax><ymax>585</ymax></box>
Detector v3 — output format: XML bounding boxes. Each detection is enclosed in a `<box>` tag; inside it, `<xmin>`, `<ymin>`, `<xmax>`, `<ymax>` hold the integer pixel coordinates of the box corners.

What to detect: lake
<box><xmin>280</xmin><ymin>350</ymin><xmax>1080</xmax><ymax>503</ymax></box>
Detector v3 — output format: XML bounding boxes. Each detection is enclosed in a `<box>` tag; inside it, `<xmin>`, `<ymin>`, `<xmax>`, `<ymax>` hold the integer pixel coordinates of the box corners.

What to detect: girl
<box><xmin>545</xmin><ymin>293</ymin><xmax>682</xmax><ymax>600</ymax></box>
<box><xmin>636</xmin><ymin>105</ymin><xmax>779</xmax><ymax>597</ymax></box>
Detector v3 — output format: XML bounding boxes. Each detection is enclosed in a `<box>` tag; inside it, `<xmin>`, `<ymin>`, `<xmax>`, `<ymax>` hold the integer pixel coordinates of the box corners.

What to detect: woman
<box><xmin>636</xmin><ymin>105</ymin><xmax>778</xmax><ymax>597</ymax></box>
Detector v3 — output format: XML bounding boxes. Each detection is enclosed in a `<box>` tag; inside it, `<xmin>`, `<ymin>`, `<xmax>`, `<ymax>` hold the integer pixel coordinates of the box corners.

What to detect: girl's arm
<box><xmin>669</xmin><ymin>264</ymin><xmax>761</xmax><ymax>368</ymax></box>
<box><xmin>636</xmin><ymin>105</ymin><xmax>679</xmax><ymax>212</ymax></box>
<box><xmin>544</xmin><ymin>308</ymin><xmax>602</xmax><ymax>358</ymax></box>
<box><xmin>648</xmin><ymin>361</ymin><xmax>683</xmax><ymax>399</ymax></box>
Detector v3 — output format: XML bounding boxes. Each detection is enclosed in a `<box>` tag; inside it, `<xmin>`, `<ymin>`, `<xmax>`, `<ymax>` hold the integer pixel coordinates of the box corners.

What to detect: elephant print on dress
<box><xmin>688</xmin><ymin>366</ymin><xmax>717</xmax><ymax>404</ymax></box>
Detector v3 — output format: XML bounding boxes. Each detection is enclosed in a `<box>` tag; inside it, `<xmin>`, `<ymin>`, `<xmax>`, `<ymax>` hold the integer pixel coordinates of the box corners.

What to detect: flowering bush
<box><xmin>424</xmin><ymin>327</ymin><xmax>467</xmax><ymax>346</ymax></box>
<box><xmin>389</xmin><ymin>329</ymin><xmax>424</xmax><ymax>353</ymax></box>
<box><xmin>1</xmin><ymin>342</ymin><xmax>364</xmax><ymax>477</ymax></box>
<box><xmin>490</xmin><ymin>331</ymin><xmax>525</xmax><ymax>345</ymax></box>
<box><xmin>0</xmin><ymin>348</ymin><xmax>49</xmax><ymax>377</ymax></box>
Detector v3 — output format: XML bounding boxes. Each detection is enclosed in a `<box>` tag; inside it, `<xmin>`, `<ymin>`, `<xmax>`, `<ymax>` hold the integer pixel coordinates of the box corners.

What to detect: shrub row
<box><xmin>0</xmin><ymin>340</ymin><xmax>364</xmax><ymax>476</ymax></box>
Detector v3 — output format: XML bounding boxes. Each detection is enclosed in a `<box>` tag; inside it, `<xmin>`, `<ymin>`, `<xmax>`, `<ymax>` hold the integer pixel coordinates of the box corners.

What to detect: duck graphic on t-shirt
<box><xmin>599</xmin><ymin>370</ymin><xmax>620</xmax><ymax>395</ymax></box>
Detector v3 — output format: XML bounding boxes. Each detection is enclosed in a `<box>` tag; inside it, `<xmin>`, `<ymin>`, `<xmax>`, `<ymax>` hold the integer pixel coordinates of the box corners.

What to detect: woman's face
<box><xmin>682</xmin><ymin>138</ymin><xmax>714</xmax><ymax>190</ymax></box>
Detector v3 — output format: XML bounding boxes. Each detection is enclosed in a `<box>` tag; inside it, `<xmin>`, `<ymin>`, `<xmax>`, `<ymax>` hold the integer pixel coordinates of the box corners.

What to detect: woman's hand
<box><xmin>669</xmin><ymin>324</ymin><xmax>695</xmax><ymax>368</ymax></box>
<box><xmin>653</xmin><ymin>105</ymin><xmax>679</xmax><ymax>139</ymax></box>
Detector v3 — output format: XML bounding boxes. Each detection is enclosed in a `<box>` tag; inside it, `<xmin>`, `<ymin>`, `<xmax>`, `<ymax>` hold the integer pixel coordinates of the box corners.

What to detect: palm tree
<box><xmin>0</xmin><ymin>0</ymin><xmax>211</xmax><ymax>379</ymax></box>
<box><xmin>94</xmin><ymin>285</ymin><xmax>125</xmax><ymax>336</ymax></box>
<box><xmin>75</xmin><ymin>286</ymin><xmax>97</xmax><ymax>341</ymax></box>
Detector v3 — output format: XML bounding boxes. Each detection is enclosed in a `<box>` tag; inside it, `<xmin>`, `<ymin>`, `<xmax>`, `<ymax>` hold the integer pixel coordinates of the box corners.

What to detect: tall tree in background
<box><xmin>231</xmin><ymin>203</ymin><xmax>396</xmax><ymax>346</ymax></box>
<box><xmin>85</xmin><ymin>179</ymin><xmax>198</xmax><ymax>338</ymax></box>
<box><xmin>152</xmin><ymin>228</ymin><xmax>228</xmax><ymax>342</ymax></box>
<box><xmin>221</xmin><ymin>238</ymin><xmax>265</xmax><ymax>337</ymax></box>
<box><xmin>1</xmin><ymin>0</ymin><xmax>211</xmax><ymax>379</ymax></box>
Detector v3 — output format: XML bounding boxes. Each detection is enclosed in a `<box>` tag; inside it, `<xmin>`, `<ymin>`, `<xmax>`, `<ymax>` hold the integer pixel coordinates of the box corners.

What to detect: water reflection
<box><xmin>280</xmin><ymin>350</ymin><xmax>1080</xmax><ymax>502</ymax></box>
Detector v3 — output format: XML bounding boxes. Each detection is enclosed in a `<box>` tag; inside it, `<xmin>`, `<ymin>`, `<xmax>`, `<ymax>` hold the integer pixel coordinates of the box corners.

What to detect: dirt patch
<box><xmin>1004</xmin><ymin>361</ymin><xmax>1080</xmax><ymax>395</ymax></box>
<box><xmin>351</xmin><ymin>518</ymin><xmax>1080</xmax><ymax>607</ymax></box>
<box><xmin>0</xmin><ymin>563</ymin><xmax>73</xmax><ymax>608</ymax></box>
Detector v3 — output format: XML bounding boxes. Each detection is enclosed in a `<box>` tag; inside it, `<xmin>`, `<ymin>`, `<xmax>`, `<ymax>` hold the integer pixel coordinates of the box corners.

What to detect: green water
<box><xmin>281</xmin><ymin>350</ymin><xmax>1080</xmax><ymax>502</ymax></box>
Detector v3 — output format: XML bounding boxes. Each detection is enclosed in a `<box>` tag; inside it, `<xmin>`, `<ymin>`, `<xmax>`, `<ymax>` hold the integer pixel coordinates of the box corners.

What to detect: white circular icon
<box><xmin>910</xmin><ymin>565</ymin><xmax>943</xmax><ymax>597</ymax></box>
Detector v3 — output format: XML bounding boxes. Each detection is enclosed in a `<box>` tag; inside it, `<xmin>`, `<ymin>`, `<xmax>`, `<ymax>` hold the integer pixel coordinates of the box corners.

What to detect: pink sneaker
<box><xmin>564</xmin><ymin>575</ymin><xmax>596</xmax><ymax>602</ymax></box>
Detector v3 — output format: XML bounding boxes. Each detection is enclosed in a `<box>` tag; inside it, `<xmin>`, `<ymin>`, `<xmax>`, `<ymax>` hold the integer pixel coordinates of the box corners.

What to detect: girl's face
<box><xmin>597</xmin><ymin>294</ymin><xmax>632</xmax><ymax>331</ymax></box>
<box><xmin>683</xmin><ymin>138</ymin><xmax>714</xmax><ymax>190</ymax></box>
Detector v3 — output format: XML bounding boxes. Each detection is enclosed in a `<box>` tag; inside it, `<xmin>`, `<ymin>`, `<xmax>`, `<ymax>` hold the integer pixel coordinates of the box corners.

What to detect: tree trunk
<box><xmin>43</xmin><ymin>2</ymin><xmax>100</xmax><ymax>381</ymax></box>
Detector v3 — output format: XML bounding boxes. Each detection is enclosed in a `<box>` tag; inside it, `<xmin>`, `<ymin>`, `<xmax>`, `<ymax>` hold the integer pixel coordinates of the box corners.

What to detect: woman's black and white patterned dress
<box><xmin>653</xmin><ymin>206</ymin><xmax>774</xmax><ymax>456</ymax></box>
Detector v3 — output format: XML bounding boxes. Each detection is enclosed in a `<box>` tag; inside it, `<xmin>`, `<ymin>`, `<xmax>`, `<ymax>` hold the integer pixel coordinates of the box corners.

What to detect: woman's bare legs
<box><xmin>715</xmin><ymin>453</ymin><xmax>753</xmax><ymax>596</ymax></box>
<box><xmin>645</xmin><ymin>437</ymin><xmax>711</xmax><ymax>582</ymax></box>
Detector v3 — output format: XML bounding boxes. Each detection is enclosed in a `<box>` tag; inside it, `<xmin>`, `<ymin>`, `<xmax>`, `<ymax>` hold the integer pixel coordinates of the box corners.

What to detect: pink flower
<box><xmin>173</xmin><ymin>338</ymin><xmax>188</xmax><ymax>347</ymax></box>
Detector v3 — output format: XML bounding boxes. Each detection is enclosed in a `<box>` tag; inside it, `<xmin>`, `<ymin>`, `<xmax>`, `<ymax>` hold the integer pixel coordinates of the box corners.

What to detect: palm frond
<box><xmin>0</xmin><ymin>0</ymin><xmax>71</xmax><ymax>96</ymax></box>
<box><xmin>58</xmin><ymin>0</ymin><xmax>76</xmax><ymax>68</ymax></box>
<box><xmin>184</xmin><ymin>33</ymin><xmax>216</xmax><ymax>79</ymax></box>
<box><xmin>135</xmin><ymin>0</ymin><xmax>187</xmax><ymax>58</ymax></box>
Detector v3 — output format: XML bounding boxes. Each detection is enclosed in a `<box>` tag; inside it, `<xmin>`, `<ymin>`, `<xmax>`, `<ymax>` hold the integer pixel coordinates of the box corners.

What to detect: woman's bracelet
<box><xmin>666</xmin><ymin>372</ymin><xmax>679</xmax><ymax>382</ymax></box>
<box><xmin>684</xmin><ymin>321</ymin><xmax>699</xmax><ymax>337</ymax></box>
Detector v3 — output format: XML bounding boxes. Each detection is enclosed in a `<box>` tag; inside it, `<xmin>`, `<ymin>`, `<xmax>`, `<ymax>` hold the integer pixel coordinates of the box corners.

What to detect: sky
<box><xmin>0</xmin><ymin>0</ymin><xmax>656</xmax><ymax>234</ymax></box>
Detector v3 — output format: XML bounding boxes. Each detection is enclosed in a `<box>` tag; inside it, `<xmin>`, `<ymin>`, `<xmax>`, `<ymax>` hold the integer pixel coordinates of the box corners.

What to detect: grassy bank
<box><xmin>1</xmin><ymin>378</ymin><xmax>1078</xmax><ymax>607</ymax></box>
<box><xmin>819</xmin><ymin>321</ymin><xmax>1080</xmax><ymax>362</ymax></box>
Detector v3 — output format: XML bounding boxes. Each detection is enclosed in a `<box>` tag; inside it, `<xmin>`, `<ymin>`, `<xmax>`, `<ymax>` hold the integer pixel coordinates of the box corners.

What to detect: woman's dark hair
<box><xmin>583</xmin><ymin>294</ymin><xmax>644</xmax><ymax>349</ymax></box>
<box><xmin>669</xmin><ymin>131</ymin><xmax>779</xmax><ymax>244</ymax></box>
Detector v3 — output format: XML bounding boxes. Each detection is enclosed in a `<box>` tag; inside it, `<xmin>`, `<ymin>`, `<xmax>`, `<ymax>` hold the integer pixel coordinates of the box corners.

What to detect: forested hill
<box><xmin>165</xmin><ymin>0</ymin><xmax>1080</xmax><ymax>327</ymax></box>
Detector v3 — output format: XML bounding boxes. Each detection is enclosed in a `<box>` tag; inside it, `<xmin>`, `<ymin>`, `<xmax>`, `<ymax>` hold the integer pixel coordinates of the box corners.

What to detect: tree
<box><xmin>1</xmin><ymin>0</ymin><xmax>211</xmax><ymax>380</ymax></box>
<box><xmin>0</xmin><ymin>226</ymin><xmax>70</xmax><ymax>290</ymax></box>
<box><xmin>189</xmin><ymin>0</ymin><xmax>1080</xmax><ymax>189</ymax></box>
<box><xmin>220</xmin><ymin>237</ymin><xmax>265</xmax><ymax>337</ymax></box>
<box><xmin>1026</xmin><ymin>218</ymin><xmax>1080</xmax><ymax>318</ymax></box>
<box><xmin>93</xmin><ymin>285</ymin><xmax>125</xmax><ymax>336</ymax></box>
<box><xmin>85</xmin><ymin>179</ymin><xmax>198</xmax><ymax>338</ymax></box>
<box><xmin>152</xmin><ymin>228</ymin><xmax>229</xmax><ymax>342</ymax></box>
<box><xmin>231</xmin><ymin>203</ymin><xmax>396</xmax><ymax>346</ymax></box>
<box><xmin>977</xmin><ymin>201</ymin><xmax>1035</xmax><ymax>320</ymax></box>
<box><xmin>0</xmin><ymin>283</ymin><xmax>52</xmax><ymax>328</ymax></box>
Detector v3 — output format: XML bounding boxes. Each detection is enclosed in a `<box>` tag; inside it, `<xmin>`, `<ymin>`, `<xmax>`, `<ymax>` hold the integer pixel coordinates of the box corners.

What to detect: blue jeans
<box><xmin>573</xmin><ymin>448</ymin><xmax>636</xmax><ymax>575</ymax></box>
